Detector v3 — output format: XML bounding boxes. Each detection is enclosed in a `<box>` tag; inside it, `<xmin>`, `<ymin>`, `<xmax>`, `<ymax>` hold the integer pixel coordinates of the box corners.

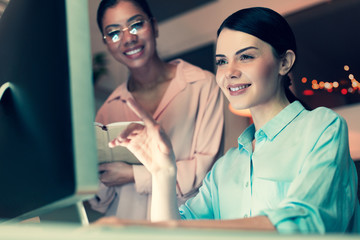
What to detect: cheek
<box><xmin>254</xmin><ymin>59</ymin><xmax>279</xmax><ymax>84</ymax></box>
<box><xmin>141</xmin><ymin>27</ymin><xmax>155</xmax><ymax>42</ymax></box>
<box><xmin>107</xmin><ymin>44</ymin><xmax>119</xmax><ymax>56</ymax></box>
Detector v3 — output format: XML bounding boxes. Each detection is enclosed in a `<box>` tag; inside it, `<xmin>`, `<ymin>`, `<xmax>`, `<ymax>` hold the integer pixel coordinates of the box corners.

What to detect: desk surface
<box><xmin>0</xmin><ymin>223</ymin><xmax>360</xmax><ymax>240</ymax></box>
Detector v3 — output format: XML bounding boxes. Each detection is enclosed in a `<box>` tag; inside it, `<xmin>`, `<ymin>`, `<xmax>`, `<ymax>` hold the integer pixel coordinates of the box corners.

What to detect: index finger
<box><xmin>126</xmin><ymin>98</ymin><xmax>157</xmax><ymax>127</ymax></box>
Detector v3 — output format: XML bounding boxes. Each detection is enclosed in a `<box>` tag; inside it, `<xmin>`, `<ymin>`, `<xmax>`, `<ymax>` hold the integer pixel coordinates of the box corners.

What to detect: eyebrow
<box><xmin>105</xmin><ymin>14</ymin><xmax>144</xmax><ymax>30</ymax></box>
<box><xmin>215</xmin><ymin>46</ymin><xmax>259</xmax><ymax>58</ymax></box>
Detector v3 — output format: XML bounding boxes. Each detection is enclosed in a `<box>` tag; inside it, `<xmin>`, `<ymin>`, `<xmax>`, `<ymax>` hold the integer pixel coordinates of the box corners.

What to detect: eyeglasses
<box><xmin>103</xmin><ymin>18</ymin><xmax>151</xmax><ymax>44</ymax></box>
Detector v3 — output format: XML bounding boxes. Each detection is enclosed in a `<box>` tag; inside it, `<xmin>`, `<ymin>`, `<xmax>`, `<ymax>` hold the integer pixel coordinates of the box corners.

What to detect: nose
<box><xmin>225</xmin><ymin>65</ymin><xmax>241</xmax><ymax>80</ymax></box>
<box><xmin>122</xmin><ymin>29</ymin><xmax>138</xmax><ymax>46</ymax></box>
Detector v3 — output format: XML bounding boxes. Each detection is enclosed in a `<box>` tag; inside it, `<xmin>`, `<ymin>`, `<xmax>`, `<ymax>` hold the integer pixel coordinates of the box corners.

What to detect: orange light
<box><xmin>333</xmin><ymin>82</ymin><xmax>339</xmax><ymax>88</ymax></box>
<box><xmin>344</xmin><ymin>65</ymin><xmax>350</xmax><ymax>71</ymax></box>
<box><xmin>301</xmin><ymin>77</ymin><xmax>307</xmax><ymax>83</ymax></box>
<box><xmin>228</xmin><ymin>103</ymin><xmax>252</xmax><ymax>117</ymax></box>
<box><xmin>312</xmin><ymin>79</ymin><xmax>318</xmax><ymax>85</ymax></box>
<box><xmin>324</xmin><ymin>82</ymin><xmax>332</xmax><ymax>89</ymax></box>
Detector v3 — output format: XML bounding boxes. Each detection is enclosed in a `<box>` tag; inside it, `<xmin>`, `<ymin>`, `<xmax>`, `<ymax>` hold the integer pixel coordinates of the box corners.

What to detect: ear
<box><xmin>151</xmin><ymin>18</ymin><xmax>159</xmax><ymax>38</ymax></box>
<box><xmin>279</xmin><ymin>50</ymin><xmax>296</xmax><ymax>76</ymax></box>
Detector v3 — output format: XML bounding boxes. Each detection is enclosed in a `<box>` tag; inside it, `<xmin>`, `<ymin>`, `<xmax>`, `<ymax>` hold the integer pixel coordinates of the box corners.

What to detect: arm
<box><xmin>94</xmin><ymin>216</ymin><xmax>275</xmax><ymax>231</ymax></box>
<box><xmin>131</xmin><ymin>77</ymin><xmax>225</xmax><ymax>199</ymax></box>
<box><xmin>172</xmin><ymin>216</ymin><xmax>275</xmax><ymax>231</ymax></box>
<box><xmin>109</xmin><ymin>98</ymin><xmax>180</xmax><ymax>221</ymax></box>
<box><xmin>100</xmin><ymin>126</ymin><xmax>277</xmax><ymax>230</ymax></box>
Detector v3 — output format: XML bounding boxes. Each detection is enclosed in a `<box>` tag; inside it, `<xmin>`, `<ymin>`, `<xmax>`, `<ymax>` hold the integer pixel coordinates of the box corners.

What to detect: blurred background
<box><xmin>88</xmin><ymin>0</ymin><xmax>360</xmax><ymax>162</ymax></box>
<box><xmin>1</xmin><ymin>0</ymin><xmax>359</xmax><ymax>158</ymax></box>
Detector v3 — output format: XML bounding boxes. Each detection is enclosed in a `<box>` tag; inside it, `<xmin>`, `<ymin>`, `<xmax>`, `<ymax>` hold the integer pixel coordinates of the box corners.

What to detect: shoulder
<box><xmin>293</xmin><ymin>105</ymin><xmax>349</xmax><ymax>148</ymax></box>
<box><xmin>304</xmin><ymin>106</ymin><xmax>347</xmax><ymax>128</ymax></box>
<box><xmin>103</xmin><ymin>82</ymin><xmax>128</xmax><ymax>102</ymax></box>
<box><xmin>171</xmin><ymin>59</ymin><xmax>215</xmax><ymax>83</ymax></box>
<box><xmin>171</xmin><ymin>59</ymin><xmax>221</xmax><ymax>99</ymax></box>
<box><xmin>96</xmin><ymin>83</ymin><xmax>128</xmax><ymax>121</ymax></box>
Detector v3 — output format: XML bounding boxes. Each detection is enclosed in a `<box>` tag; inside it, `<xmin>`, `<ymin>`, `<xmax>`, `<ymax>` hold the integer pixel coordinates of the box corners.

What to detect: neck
<box><xmin>128</xmin><ymin>56</ymin><xmax>175</xmax><ymax>92</ymax></box>
<box><xmin>250</xmin><ymin>97</ymin><xmax>290</xmax><ymax>131</ymax></box>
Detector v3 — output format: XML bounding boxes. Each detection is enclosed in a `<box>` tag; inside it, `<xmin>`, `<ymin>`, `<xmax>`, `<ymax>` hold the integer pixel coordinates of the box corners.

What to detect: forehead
<box><xmin>102</xmin><ymin>1</ymin><xmax>146</xmax><ymax>26</ymax></box>
<box><xmin>216</xmin><ymin>29</ymin><xmax>270</xmax><ymax>55</ymax></box>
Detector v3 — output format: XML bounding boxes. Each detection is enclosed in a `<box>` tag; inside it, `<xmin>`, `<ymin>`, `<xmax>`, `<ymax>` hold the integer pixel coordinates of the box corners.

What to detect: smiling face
<box><xmin>215</xmin><ymin>28</ymin><xmax>288</xmax><ymax>112</ymax></box>
<box><xmin>102</xmin><ymin>1</ymin><xmax>158</xmax><ymax>69</ymax></box>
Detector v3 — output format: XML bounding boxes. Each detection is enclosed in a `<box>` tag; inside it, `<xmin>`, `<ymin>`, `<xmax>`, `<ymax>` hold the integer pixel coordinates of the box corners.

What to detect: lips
<box><xmin>228</xmin><ymin>83</ymin><xmax>251</xmax><ymax>96</ymax></box>
<box><xmin>123</xmin><ymin>46</ymin><xmax>144</xmax><ymax>57</ymax></box>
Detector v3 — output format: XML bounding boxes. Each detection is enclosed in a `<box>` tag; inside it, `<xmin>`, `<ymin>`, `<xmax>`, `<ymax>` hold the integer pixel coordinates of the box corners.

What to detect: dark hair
<box><xmin>217</xmin><ymin>7</ymin><xmax>305</xmax><ymax>106</ymax></box>
<box><xmin>97</xmin><ymin>0</ymin><xmax>154</xmax><ymax>35</ymax></box>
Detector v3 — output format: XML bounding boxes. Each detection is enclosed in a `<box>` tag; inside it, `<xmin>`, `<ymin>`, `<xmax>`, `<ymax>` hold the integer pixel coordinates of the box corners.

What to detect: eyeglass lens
<box><xmin>105</xmin><ymin>19</ymin><xmax>146</xmax><ymax>43</ymax></box>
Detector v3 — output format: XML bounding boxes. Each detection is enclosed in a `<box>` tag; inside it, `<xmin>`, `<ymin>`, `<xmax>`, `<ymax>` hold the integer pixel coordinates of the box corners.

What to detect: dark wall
<box><xmin>166</xmin><ymin>43</ymin><xmax>216</xmax><ymax>73</ymax></box>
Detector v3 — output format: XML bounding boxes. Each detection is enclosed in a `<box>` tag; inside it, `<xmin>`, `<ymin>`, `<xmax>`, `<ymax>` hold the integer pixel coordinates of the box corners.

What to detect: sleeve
<box><xmin>90</xmin><ymin>91</ymin><xmax>126</xmax><ymax>213</ymax></box>
<box><xmin>87</xmin><ymin>101</ymin><xmax>114</xmax><ymax>213</ymax></box>
<box><xmin>176</xmin><ymin>78</ymin><xmax>224</xmax><ymax>200</ymax></box>
<box><xmin>87</xmin><ymin>182</ymin><xmax>116</xmax><ymax>213</ymax></box>
<box><xmin>179</xmin><ymin>163</ymin><xmax>218</xmax><ymax>219</ymax></box>
<box><xmin>261</xmin><ymin>116</ymin><xmax>358</xmax><ymax>233</ymax></box>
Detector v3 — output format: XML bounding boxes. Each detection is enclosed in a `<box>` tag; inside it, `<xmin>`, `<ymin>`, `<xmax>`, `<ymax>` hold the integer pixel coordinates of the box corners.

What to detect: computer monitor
<box><xmin>0</xmin><ymin>0</ymin><xmax>98</xmax><ymax>221</ymax></box>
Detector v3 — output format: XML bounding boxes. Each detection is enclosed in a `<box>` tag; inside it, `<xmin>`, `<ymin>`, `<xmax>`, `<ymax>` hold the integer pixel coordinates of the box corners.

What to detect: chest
<box><xmin>131</xmin><ymin>80</ymin><xmax>171</xmax><ymax>115</ymax></box>
<box><xmin>216</xmin><ymin>133</ymin><xmax>315</xmax><ymax>218</ymax></box>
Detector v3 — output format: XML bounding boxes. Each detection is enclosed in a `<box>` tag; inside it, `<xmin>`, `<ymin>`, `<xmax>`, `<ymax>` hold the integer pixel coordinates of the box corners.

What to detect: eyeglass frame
<box><xmin>102</xmin><ymin>17</ymin><xmax>153</xmax><ymax>44</ymax></box>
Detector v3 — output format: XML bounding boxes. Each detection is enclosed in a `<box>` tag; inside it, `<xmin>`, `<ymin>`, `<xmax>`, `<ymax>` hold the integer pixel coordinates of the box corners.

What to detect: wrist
<box><xmin>152</xmin><ymin>165</ymin><xmax>176</xmax><ymax>182</ymax></box>
<box><xmin>151</xmin><ymin>165</ymin><xmax>179</xmax><ymax>222</ymax></box>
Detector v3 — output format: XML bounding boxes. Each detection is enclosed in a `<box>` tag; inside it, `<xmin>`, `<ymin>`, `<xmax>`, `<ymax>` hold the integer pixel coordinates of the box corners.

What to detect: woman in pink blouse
<box><xmin>88</xmin><ymin>0</ymin><xmax>224</xmax><ymax>220</ymax></box>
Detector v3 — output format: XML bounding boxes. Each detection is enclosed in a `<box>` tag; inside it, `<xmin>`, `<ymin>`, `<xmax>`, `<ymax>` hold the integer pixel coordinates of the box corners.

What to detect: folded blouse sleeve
<box><xmin>261</xmin><ymin>115</ymin><xmax>358</xmax><ymax>233</ymax></box>
<box><xmin>175</xmin><ymin>79</ymin><xmax>224</xmax><ymax>200</ymax></box>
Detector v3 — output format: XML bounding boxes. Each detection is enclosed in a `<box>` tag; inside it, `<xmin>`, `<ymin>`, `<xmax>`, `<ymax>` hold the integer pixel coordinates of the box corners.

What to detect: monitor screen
<box><xmin>0</xmin><ymin>0</ymin><xmax>98</xmax><ymax>221</ymax></box>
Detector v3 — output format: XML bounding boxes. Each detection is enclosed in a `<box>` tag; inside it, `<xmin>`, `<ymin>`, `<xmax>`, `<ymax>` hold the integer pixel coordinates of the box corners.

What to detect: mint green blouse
<box><xmin>179</xmin><ymin>101</ymin><xmax>359</xmax><ymax>233</ymax></box>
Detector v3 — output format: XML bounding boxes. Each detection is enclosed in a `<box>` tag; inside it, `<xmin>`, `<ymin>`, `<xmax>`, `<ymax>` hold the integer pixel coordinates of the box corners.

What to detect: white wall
<box><xmin>156</xmin><ymin>0</ymin><xmax>329</xmax><ymax>58</ymax></box>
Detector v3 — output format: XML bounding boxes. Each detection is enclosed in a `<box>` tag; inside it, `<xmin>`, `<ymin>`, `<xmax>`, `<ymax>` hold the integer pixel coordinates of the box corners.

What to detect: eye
<box><xmin>239</xmin><ymin>54</ymin><xmax>254</xmax><ymax>61</ymax></box>
<box><xmin>215</xmin><ymin>58</ymin><xmax>228</xmax><ymax>66</ymax></box>
<box><xmin>107</xmin><ymin>30</ymin><xmax>121</xmax><ymax>42</ymax></box>
<box><xmin>107</xmin><ymin>29</ymin><xmax>120</xmax><ymax>37</ymax></box>
<box><xmin>129</xmin><ymin>20</ymin><xmax>145</xmax><ymax>33</ymax></box>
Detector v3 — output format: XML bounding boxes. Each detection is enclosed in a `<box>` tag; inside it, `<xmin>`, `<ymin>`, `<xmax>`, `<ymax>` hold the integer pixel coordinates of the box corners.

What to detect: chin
<box><xmin>229</xmin><ymin>99</ymin><xmax>249</xmax><ymax>110</ymax></box>
<box><xmin>125</xmin><ymin>59</ymin><xmax>148</xmax><ymax>69</ymax></box>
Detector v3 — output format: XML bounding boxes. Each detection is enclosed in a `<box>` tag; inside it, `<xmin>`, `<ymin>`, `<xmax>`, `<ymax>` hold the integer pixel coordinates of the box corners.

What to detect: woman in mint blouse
<box><xmin>106</xmin><ymin>7</ymin><xmax>360</xmax><ymax>233</ymax></box>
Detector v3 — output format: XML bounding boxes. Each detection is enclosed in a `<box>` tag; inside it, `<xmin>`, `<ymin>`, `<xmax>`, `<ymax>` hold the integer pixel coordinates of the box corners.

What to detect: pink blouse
<box><xmin>89</xmin><ymin>59</ymin><xmax>224</xmax><ymax>219</ymax></box>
